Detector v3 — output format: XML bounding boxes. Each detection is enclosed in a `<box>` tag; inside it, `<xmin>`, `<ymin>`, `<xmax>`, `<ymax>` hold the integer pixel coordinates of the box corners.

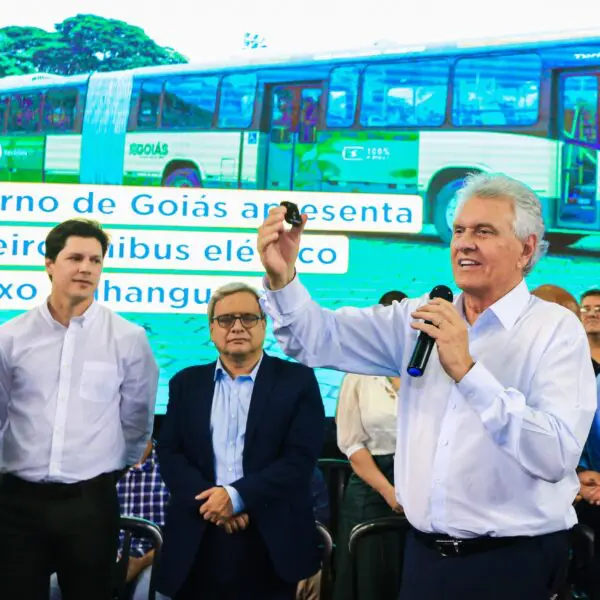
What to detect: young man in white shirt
<box><xmin>256</xmin><ymin>173</ymin><xmax>597</xmax><ymax>600</ymax></box>
<box><xmin>0</xmin><ymin>219</ymin><xmax>159</xmax><ymax>600</ymax></box>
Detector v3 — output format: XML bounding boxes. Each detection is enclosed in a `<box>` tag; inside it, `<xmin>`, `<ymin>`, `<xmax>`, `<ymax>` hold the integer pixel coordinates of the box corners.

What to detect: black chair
<box><xmin>317</xmin><ymin>458</ymin><xmax>352</xmax><ymax>540</ymax></box>
<box><xmin>316</xmin><ymin>521</ymin><xmax>334</xmax><ymax>600</ymax></box>
<box><xmin>348</xmin><ymin>515</ymin><xmax>410</xmax><ymax>600</ymax></box>
<box><xmin>561</xmin><ymin>522</ymin><xmax>595</xmax><ymax>599</ymax></box>
<box><xmin>115</xmin><ymin>516</ymin><xmax>164</xmax><ymax>600</ymax></box>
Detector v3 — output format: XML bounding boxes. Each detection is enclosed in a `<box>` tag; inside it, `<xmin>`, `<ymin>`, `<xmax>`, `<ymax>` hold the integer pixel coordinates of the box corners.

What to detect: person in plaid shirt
<box><xmin>50</xmin><ymin>435</ymin><xmax>170</xmax><ymax>600</ymax></box>
<box><xmin>117</xmin><ymin>437</ymin><xmax>170</xmax><ymax>599</ymax></box>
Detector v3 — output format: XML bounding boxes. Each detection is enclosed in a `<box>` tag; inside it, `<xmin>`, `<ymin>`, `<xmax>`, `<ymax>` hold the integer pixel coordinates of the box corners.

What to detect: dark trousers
<box><xmin>175</xmin><ymin>523</ymin><xmax>297</xmax><ymax>600</ymax></box>
<box><xmin>0</xmin><ymin>472</ymin><xmax>120</xmax><ymax>600</ymax></box>
<box><xmin>399</xmin><ymin>528</ymin><xmax>570</xmax><ymax>600</ymax></box>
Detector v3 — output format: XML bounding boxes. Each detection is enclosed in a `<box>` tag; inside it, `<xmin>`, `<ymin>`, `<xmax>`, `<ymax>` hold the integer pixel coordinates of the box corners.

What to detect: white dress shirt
<box><xmin>0</xmin><ymin>301</ymin><xmax>159</xmax><ymax>483</ymax></box>
<box><xmin>336</xmin><ymin>374</ymin><xmax>397</xmax><ymax>458</ymax></box>
<box><xmin>262</xmin><ymin>277</ymin><xmax>597</xmax><ymax>538</ymax></box>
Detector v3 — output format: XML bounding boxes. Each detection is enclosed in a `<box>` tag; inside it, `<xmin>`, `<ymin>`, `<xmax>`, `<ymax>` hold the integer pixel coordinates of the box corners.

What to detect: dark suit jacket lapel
<box><xmin>193</xmin><ymin>362</ymin><xmax>217</xmax><ymax>476</ymax></box>
<box><xmin>245</xmin><ymin>353</ymin><xmax>277</xmax><ymax>447</ymax></box>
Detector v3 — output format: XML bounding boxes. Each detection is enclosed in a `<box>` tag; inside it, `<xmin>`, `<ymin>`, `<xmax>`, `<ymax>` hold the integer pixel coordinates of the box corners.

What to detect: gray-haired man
<box><xmin>256</xmin><ymin>173</ymin><xmax>597</xmax><ymax>600</ymax></box>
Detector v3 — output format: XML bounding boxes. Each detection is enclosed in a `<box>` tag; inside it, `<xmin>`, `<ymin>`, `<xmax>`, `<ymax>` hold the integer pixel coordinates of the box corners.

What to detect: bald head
<box><xmin>531</xmin><ymin>284</ymin><xmax>580</xmax><ymax>317</ymax></box>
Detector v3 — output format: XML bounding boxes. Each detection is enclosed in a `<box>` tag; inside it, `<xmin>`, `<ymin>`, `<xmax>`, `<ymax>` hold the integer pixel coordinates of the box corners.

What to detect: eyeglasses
<box><xmin>211</xmin><ymin>313</ymin><xmax>265</xmax><ymax>329</ymax></box>
<box><xmin>581</xmin><ymin>306</ymin><xmax>600</xmax><ymax>315</ymax></box>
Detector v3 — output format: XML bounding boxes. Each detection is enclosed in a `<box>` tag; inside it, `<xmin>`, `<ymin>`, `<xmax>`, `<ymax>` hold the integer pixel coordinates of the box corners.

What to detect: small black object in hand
<box><xmin>281</xmin><ymin>201</ymin><xmax>302</xmax><ymax>227</ymax></box>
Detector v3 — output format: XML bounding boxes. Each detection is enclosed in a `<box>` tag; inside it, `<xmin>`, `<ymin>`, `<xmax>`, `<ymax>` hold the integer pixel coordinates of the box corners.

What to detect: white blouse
<box><xmin>336</xmin><ymin>374</ymin><xmax>398</xmax><ymax>458</ymax></box>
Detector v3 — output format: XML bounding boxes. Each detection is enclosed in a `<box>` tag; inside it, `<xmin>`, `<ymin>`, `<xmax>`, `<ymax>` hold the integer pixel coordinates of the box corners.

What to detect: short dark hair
<box><xmin>378</xmin><ymin>290</ymin><xmax>407</xmax><ymax>306</ymax></box>
<box><xmin>581</xmin><ymin>289</ymin><xmax>600</xmax><ymax>302</ymax></box>
<box><xmin>45</xmin><ymin>219</ymin><xmax>110</xmax><ymax>262</ymax></box>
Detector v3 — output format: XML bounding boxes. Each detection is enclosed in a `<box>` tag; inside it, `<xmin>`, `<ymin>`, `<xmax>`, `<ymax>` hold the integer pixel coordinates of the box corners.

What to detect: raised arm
<box><xmin>257</xmin><ymin>206</ymin><xmax>410</xmax><ymax>375</ymax></box>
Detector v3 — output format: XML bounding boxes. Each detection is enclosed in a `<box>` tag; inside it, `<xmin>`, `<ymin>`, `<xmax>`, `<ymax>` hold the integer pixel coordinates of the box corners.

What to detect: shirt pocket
<box><xmin>80</xmin><ymin>361</ymin><xmax>119</xmax><ymax>403</ymax></box>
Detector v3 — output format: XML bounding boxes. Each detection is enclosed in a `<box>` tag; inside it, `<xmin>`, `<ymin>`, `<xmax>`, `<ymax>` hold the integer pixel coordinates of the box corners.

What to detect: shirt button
<box><xmin>227</xmin><ymin>467</ymin><xmax>233</xmax><ymax>472</ymax></box>
<box><xmin>452</xmin><ymin>404</ymin><xmax>457</xmax><ymax>410</ymax></box>
<box><xmin>231</xmin><ymin>414</ymin><xmax>236</xmax><ymax>419</ymax></box>
<box><xmin>443</xmin><ymin>440</ymin><xmax>449</xmax><ymax>447</ymax></box>
<box><xmin>435</xmin><ymin>479</ymin><xmax>441</xmax><ymax>485</ymax></box>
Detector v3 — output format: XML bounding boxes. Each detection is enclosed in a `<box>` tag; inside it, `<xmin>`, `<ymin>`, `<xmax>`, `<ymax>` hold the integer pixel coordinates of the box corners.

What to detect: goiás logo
<box><xmin>129</xmin><ymin>142</ymin><xmax>169</xmax><ymax>158</ymax></box>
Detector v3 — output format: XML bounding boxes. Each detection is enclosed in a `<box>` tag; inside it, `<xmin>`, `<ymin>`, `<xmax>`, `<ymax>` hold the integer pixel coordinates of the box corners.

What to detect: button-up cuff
<box><xmin>456</xmin><ymin>361</ymin><xmax>505</xmax><ymax>417</ymax></box>
<box><xmin>223</xmin><ymin>484</ymin><xmax>245</xmax><ymax>514</ymax></box>
<box><xmin>260</xmin><ymin>274</ymin><xmax>311</xmax><ymax>318</ymax></box>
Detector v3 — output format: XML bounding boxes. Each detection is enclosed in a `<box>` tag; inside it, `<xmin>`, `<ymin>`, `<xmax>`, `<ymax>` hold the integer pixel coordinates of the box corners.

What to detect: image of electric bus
<box><xmin>0</xmin><ymin>28</ymin><xmax>599</xmax><ymax>244</ymax></box>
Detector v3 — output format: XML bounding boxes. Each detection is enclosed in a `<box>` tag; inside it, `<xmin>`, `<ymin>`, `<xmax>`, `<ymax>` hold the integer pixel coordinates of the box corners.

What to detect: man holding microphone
<box><xmin>256</xmin><ymin>173</ymin><xmax>596</xmax><ymax>600</ymax></box>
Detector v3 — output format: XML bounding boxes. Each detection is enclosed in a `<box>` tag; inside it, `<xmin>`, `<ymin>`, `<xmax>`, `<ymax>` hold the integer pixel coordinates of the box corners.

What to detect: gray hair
<box><xmin>207</xmin><ymin>282</ymin><xmax>263</xmax><ymax>320</ymax></box>
<box><xmin>455</xmin><ymin>172</ymin><xmax>549</xmax><ymax>275</ymax></box>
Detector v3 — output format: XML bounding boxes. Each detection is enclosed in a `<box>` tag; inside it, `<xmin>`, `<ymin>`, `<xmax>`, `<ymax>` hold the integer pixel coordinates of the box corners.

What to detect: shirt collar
<box><xmin>214</xmin><ymin>353</ymin><xmax>264</xmax><ymax>382</ymax></box>
<box><xmin>40</xmin><ymin>298</ymin><xmax>100</xmax><ymax>330</ymax></box>
<box><xmin>457</xmin><ymin>279</ymin><xmax>530</xmax><ymax>331</ymax></box>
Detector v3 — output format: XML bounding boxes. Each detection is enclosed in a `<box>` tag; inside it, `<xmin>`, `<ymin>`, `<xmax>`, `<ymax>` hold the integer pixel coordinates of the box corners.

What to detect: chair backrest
<box><xmin>317</xmin><ymin>458</ymin><xmax>352</xmax><ymax>539</ymax></box>
<box><xmin>563</xmin><ymin>522</ymin><xmax>595</xmax><ymax>597</ymax></box>
<box><xmin>316</xmin><ymin>521</ymin><xmax>334</xmax><ymax>600</ymax></box>
<box><xmin>115</xmin><ymin>516</ymin><xmax>164</xmax><ymax>600</ymax></box>
<box><xmin>348</xmin><ymin>516</ymin><xmax>410</xmax><ymax>600</ymax></box>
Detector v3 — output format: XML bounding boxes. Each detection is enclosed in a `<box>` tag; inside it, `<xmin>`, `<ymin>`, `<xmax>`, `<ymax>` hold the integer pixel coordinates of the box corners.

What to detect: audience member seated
<box><xmin>50</xmin><ymin>435</ymin><xmax>170</xmax><ymax>600</ymax></box>
<box><xmin>332</xmin><ymin>291</ymin><xmax>407</xmax><ymax>600</ymax></box>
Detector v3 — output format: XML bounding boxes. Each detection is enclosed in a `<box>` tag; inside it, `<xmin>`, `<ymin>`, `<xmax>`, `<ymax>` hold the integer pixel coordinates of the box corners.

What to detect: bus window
<box><xmin>217</xmin><ymin>73</ymin><xmax>257</xmax><ymax>128</ymax></box>
<box><xmin>299</xmin><ymin>88</ymin><xmax>321</xmax><ymax>143</ymax></box>
<box><xmin>452</xmin><ymin>53</ymin><xmax>541</xmax><ymax>127</ymax></box>
<box><xmin>162</xmin><ymin>75</ymin><xmax>218</xmax><ymax>130</ymax></box>
<box><xmin>137</xmin><ymin>80</ymin><xmax>163</xmax><ymax>129</ymax></box>
<box><xmin>326</xmin><ymin>66</ymin><xmax>359</xmax><ymax>127</ymax></box>
<box><xmin>271</xmin><ymin>87</ymin><xmax>295</xmax><ymax>143</ymax></box>
<box><xmin>562</xmin><ymin>75</ymin><xmax>598</xmax><ymax>145</ymax></box>
<box><xmin>43</xmin><ymin>88</ymin><xmax>78</xmax><ymax>133</ymax></box>
<box><xmin>0</xmin><ymin>96</ymin><xmax>9</xmax><ymax>133</ymax></box>
<box><xmin>360</xmin><ymin>60</ymin><xmax>448</xmax><ymax>128</ymax></box>
<box><xmin>8</xmin><ymin>93</ymin><xmax>41</xmax><ymax>133</ymax></box>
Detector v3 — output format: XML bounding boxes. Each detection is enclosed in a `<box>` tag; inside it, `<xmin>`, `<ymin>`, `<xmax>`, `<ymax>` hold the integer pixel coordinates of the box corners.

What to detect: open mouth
<box><xmin>457</xmin><ymin>258</ymin><xmax>481</xmax><ymax>269</ymax></box>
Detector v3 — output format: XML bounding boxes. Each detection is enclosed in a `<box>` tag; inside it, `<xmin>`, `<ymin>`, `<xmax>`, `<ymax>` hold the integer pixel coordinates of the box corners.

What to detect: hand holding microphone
<box><xmin>409</xmin><ymin>285</ymin><xmax>475</xmax><ymax>383</ymax></box>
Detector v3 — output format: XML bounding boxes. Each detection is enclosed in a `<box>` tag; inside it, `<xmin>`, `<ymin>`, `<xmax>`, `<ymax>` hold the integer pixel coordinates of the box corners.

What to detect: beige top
<box><xmin>336</xmin><ymin>374</ymin><xmax>398</xmax><ymax>459</ymax></box>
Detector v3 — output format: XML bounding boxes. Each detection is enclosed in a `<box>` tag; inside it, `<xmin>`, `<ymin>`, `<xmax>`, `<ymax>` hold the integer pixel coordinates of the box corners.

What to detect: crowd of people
<box><xmin>0</xmin><ymin>172</ymin><xmax>598</xmax><ymax>600</ymax></box>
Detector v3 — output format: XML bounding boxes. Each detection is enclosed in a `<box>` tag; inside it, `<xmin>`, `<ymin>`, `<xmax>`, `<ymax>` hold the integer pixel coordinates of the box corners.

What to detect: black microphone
<box><xmin>407</xmin><ymin>285</ymin><xmax>454</xmax><ymax>377</ymax></box>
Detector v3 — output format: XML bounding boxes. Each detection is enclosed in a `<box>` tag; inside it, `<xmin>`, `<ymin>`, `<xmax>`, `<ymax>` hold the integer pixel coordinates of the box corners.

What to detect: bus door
<box><xmin>557</xmin><ymin>71</ymin><xmax>600</xmax><ymax>230</ymax></box>
<box><xmin>266</xmin><ymin>83</ymin><xmax>323</xmax><ymax>191</ymax></box>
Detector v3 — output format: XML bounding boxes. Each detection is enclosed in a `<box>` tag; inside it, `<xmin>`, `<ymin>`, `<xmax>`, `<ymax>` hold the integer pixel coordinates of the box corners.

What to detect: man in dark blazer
<box><xmin>156</xmin><ymin>282</ymin><xmax>325</xmax><ymax>600</ymax></box>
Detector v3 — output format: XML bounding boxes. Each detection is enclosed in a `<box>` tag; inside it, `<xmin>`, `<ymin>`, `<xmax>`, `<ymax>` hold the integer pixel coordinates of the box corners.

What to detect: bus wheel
<box><xmin>545</xmin><ymin>233</ymin><xmax>583</xmax><ymax>248</ymax></box>
<box><xmin>163</xmin><ymin>167</ymin><xmax>202</xmax><ymax>187</ymax></box>
<box><xmin>433</xmin><ymin>178</ymin><xmax>465</xmax><ymax>243</ymax></box>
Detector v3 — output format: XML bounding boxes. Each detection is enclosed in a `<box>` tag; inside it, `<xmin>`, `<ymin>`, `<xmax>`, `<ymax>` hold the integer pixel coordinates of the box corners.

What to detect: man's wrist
<box><xmin>452</xmin><ymin>358</ymin><xmax>475</xmax><ymax>383</ymax></box>
<box><xmin>267</xmin><ymin>268</ymin><xmax>295</xmax><ymax>291</ymax></box>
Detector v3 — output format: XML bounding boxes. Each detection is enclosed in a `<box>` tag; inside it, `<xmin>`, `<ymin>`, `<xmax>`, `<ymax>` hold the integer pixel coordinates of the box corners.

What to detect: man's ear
<box><xmin>45</xmin><ymin>258</ymin><xmax>54</xmax><ymax>281</ymax></box>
